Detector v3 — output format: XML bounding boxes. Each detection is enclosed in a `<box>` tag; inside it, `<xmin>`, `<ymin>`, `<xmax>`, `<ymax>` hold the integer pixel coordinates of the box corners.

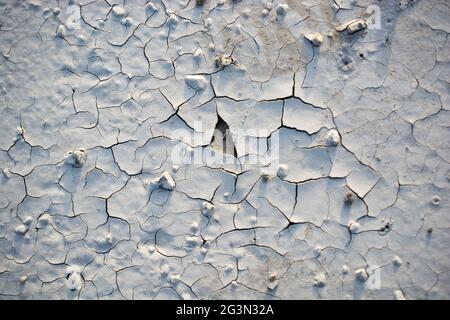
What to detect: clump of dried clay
<box><xmin>342</xmin><ymin>265</ymin><xmax>349</xmax><ymax>274</ymax></box>
<box><xmin>336</xmin><ymin>19</ymin><xmax>367</xmax><ymax>34</ymax></box>
<box><xmin>314</xmin><ymin>273</ymin><xmax>327</xmax><ymax>287</ymax></box>
<box><xmin>2</xmin><ymin>168</ymin><xmax>11</xmax><ymax>179</ymax></box>
<box><xmin>112</xmin><ymin>5</ymin><xmax>127</xmax><ymax>17</ymax></box>
<box><xmin>276</xmin><ymin>3</ymin><xmax>289</xmax><ymax>16</ymax></box>
<box><xmin>147</xmin><ymin>171</ymin><xmax>176</xmax><ymax>191</ymax></box>
<box><xmin>277</xmin><ymin>164</ymin><xmax>289</xmax><ymax>178</ymax></box>
<box><xmin>354</xmin><ymin>268</ymin><xmax>368</xmax><ymax>282</ymax></box>
<box><xmin>37</xmin><ymin>213</ymin><xmax>51</xmax><ymax>228</ymax></box>
<box><xmin>201</xmin><ymin>202</ymin><xmax>216</xmax><ymax>216</ymax></box>
<box><xmin>344</xmin><ymin>192</ymin><xmax>354</xmax><ymax>206</ymax></box>
<box><xmin>324</xmin><ymin>129</ymin><xmax>340</xmax><ymax>146</ymax></box>
<box><xmin>393</xmin><ymin>256</ymin><xmax>403</xmax><ymax>267</ymax></box>
<box><xmin>215</xmin><ymin>55</ymin><xmax>234</xmax><ymax>68</ymax></box>
<box><xmin>304</xmin><ymin>33</ymin><xmax>323</xmax><ymax>47</ymax></box>
<box><xmin>267</xmin><ymin>272</ymin><xmax>278</xmax><ymax>290</ymax></box>
<box><xmin>56</xmin><ymin>24</ymin><xmax>66</xmax><ymax>37</ymax></box>
<box><xmin>68</xmin><ymin>149</ymin><xmax>87</xmax><ymax>168</ymax></box>
<box><xmin>15</xmin><ymin>224</ymin><xmax>29</xmax><ymax>235</ymax></box>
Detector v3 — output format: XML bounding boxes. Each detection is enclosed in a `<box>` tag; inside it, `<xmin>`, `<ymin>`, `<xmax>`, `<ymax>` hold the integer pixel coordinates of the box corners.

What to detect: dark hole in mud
<box><xmin>210</xmin><ymin>115</ymin><xmax>237</xmax><ymax>157</ymax></box>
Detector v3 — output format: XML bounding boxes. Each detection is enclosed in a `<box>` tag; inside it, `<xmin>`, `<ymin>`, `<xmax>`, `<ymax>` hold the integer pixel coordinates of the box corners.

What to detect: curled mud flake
<box><xmin>145</xmin><ymin>2</ymin><xmax>158</xmax><ymax>13</ymax></box>
<box><xmin>193</xmin><ymin>48</ymin><xmax>203</xmax><ymax>61</ymax></box>
<box><xmin>56</xmin><ymin>24</ymin><xmax>66</xmax><ymax>37</ymax></box>
<box><xmin>354</xmin><ymin>268</ymin><xmax>369</xmax><ymax>282</ymax></box>
<box><xmin>277</xmin><ymin>164</ymin><xmax>289</xmax><ymax>178</ymax></box>
<box><xmin>15</xmin><ymin>224</ymin><xmax>28</xmax><ymax>235</ymax></box>
<box><xmin>347</xmin><ymin>19</ymin><xmax>368</xmax><ymax>34</ymax></box>
<box><xmin>427</xmin><ymin>226</ymin><xmax>433</xmax><ymax>234</ymax></box>
<box><xmin>337</xmin><ymin>19</ymin><xmax>367</xmax><ymax>34</ymax></box>
<box><xmin>147</xmin><ymin>245</ymin><xmax>155</xmax><ymax>254</ymax></box>
<box><xmin>15</xmin><ymin>126</ymin><xmax>24</xmax><ymax>137</ymax></box>
<box><xmin>147</xmin><ymin>171</ymin><xmax>176</xmax><ymax>191</ymax></box>
<box><xmin>201</xmin><ymin>202</ymin><xmax>216</xmax><ymax>216</ymax></box>
<box><xmin>2</xmin><ymin>168</ymin><xmax>11</xmax><ymax>179</ymax></box>
<box><xmin>68</xmin><ymin>149</ymin><xmax>87</xmax><ymax>168</ymax></box>
<box><xmin>20</xmin><ymin>276</ymin><xmax>27</xmax><ymax>283</ymax></box>
<box><xmin>167</xmin><ymin>13</ymin><xmax>179</xmax><ymax>26</ymax></box>
<box><xmin>121</xmin><ymin>17</ymin><xmax>133</xmax><ymax>26</ymax></box>
<box><xmin>185</xmin><ymin>75</ymin><xmax>208</xmax><ymax>91</ymax></box>
<box><xmin>344</xmin><ymin>193</ymin><xmax>354</xmax><ymax>206</ymax></box>
<box><xmin>431</xmin><ymin>195</ymin><xmax>440</xmax><ymax>206</ymax></box>
<box><xmin>170</xmin><ymin>274</ymin><xmax>180</xmax><ymax>284</ymax></box>
<box><xmin>349</xmin><ymin>221</ymin><xmax>361</xmax><ymax>233</ymax></box>
<box><xmin>324</xmin><ymin>129</ymin><xmax>341</xmax><ymax>147</ymax></box>
<box><xmin>196</xmin><ymin>0</ymin><xmax>204</xmax><ymax>6</ymax></box>
<box><xmin>37</xmin><ymin>213</ymin><xmax>51</xmax><ymax>228</ymax></box>
<box><xmin>105</xmin><ymin>232</ymin><xmax>113</xmax><ymax>245</ymax></box>
<box><xmin>393</xmin><ymin>256</ymin><xmax>403</xmax><ymax>267</ymax></box>
<box><xmin>305</xmin><ymin>33</ymin><xmax>324</xmax><ymax>47</ymax></box>
<box><xmin>276</xmin><ymin>3</ymin><xmax>289</xmax><ymax>16</ymax></box>
<box><xmin>53</xmin><ymin>7</ymin><xmax>61</xmax><ymax>16</ymax></box>
<box><xmin>112</xmin><ymin>5</ymin><xmax>127</xmax><ymax>17</ymax></box>
<box><xmin>314</xmin><ymin>273</ymin><xmax>327</xmax><ymax>287</ymax></box>
<box><xmin>267</xmin><ymin>272</ymin><xmax>279</xmax><ymax>290</ymax></box>
<box><xmin>261</xmin><ymin>9</ymin><xmax>269</xmax><ymax>17</ymax></box>
<box><xmin>204</xmin><ymin>17</ymin><xmax>213</xmax><ymax>30</ymax></box>
<box><xmin>394</xmin><ymin>290</ymin><xmax>407</xmax><ymax>300</ymax></box>
<box><xmin>265</xmin><ymin>2</ymin><xmax>273</xmax><ymax>11</ymax></box>
<box><xmin>215</xmin><ymin>55</ymin><xmax>234</xmax><ymax>68</ymax></box>
<box><xmin>159</xmin><ymin>171</ymin><xmax>176</xmax><ymax>190</ymax></box>
<box><xmin>172</xmin><ymin>165</ymin><xmax>179</xmax><ymax>173</ymax></box>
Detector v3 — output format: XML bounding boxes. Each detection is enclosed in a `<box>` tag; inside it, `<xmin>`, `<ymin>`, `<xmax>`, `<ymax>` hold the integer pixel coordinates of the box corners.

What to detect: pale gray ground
<box><xmin>0</xmin><ymin>0</ymin><xmax>449</xmax><ymax>300</ymax></box>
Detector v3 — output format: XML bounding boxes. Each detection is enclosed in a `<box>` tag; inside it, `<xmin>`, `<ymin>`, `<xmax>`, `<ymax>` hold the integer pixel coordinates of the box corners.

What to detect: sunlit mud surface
<box><xmin>0</xmin><ymin>0</ymin><xmax>449</xmax><ymax>299</ymax></box>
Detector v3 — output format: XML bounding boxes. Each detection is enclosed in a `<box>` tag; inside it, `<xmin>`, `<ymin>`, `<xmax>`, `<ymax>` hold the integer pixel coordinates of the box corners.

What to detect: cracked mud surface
<box><xmin>0</xmin><ymin>0</ymin><xmax>449</xmax><ymax>300</ymax></box>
